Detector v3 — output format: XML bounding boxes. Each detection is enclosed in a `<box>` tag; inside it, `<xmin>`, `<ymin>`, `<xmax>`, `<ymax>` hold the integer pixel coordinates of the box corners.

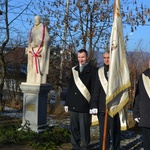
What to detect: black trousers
<box><xmin>142</xmin><ymin>127</ymin><xmax>150</xmax><ymax>150</ymax></box>
<box><xmin>98</xmin><ymin>112</ymin><xmax>120</xmax><ymax>150</ymax></box>
<box><xmin>70</xmin><ymin>111</ymin><xmax>91</xmax><ymax>150</ymax></box>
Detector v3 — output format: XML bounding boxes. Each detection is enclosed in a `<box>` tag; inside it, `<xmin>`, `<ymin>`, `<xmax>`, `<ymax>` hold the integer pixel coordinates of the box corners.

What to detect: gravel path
<box><xmin>57</xmin><ymin>130</ymin><xmax>143</xmax><ymax>150</ymax></box>
<box><xmin>89</xmin><ymin>131</ymin><xmax>143</xmax><ymax>150</ymax></box>
<box><xmin>50</xmin><ymin>116</ymin><xmax>144</xmax><ymax>150</ymax></box>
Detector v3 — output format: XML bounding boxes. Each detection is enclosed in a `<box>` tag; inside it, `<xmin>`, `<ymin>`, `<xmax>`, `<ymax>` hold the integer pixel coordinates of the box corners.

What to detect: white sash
<box><xmin>142</xmin><ymin>73</ymin><xmax>150</xmax><ymax>98</ymax></box>
<box><xmin>98</xmin><ymin>67</ymin><xmax>127</xmax><ymax>130</ymax></box>
<box><xmin>72</xmin><ymin>66</ymin><xmax>98</xmax><ymax>126</ymax></box>
<box><xmin>98</xmin><ymin>67</ymin><xmax>107</xmax><ymax>93</ymax></box>
<box><xmin>72</xmin><ymin>66</ymin><xmax>91</xmax><ymax>103</ymax></box>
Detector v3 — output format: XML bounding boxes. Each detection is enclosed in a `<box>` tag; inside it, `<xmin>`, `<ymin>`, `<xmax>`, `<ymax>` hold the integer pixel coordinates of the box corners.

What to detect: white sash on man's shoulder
<box><xmin>72</xmin><ymin>66</ymin><xmax>98</xmax><ymax>126</ymax></box>
<box><xmin>142</xmin><ymin>73</ymin><xmax>150</xmax><ymax>98</ymax></box>
<box><xmin>98</xmin><ymin>67</ymin><xmax>107</xmax><ymax>93</ymax></box>
<box><xmin>72</xmin><ymin>66</ymin><xmax>91</xmax><ymax>103</ymax></box>
<box><xmin>98</xmin><ymin>67</ymin><xmax>127</xmax><ymax>130</ymax></box>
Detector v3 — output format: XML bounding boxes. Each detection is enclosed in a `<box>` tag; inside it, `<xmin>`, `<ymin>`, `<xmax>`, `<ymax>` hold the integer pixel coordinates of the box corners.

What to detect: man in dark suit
<box><xmin>64</xmin><ymin>49</ymin><xmax>97</xmax><ymax>150</ymax></box>
<box><xmin>90</xmin><ymin>51</ymin><xmax>121</xmax><ymax>150</ymax></box>
<box><xmin>133</xmin><ymin>59</ymin><xmax>150</xmax><ymax>150</ymax></box>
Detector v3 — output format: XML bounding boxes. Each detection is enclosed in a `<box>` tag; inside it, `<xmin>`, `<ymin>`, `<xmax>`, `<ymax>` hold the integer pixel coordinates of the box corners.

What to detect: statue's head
<box><xmin>34</xmin><ymin>15</ymin><xmax>42</xmax><ymax>26</ymax></box>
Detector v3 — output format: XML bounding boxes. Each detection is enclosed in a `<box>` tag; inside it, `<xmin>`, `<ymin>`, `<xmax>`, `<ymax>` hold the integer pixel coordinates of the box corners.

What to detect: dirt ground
<box><xmin>0</xmin><ymin>142</ymin><xmax>98</xmax><ymax>150</ymax></box>
<box><xmin>0</xmin><ymin>144</ymin><xmax>34</xmax><ymax>150</ymax></box>
<box><xmin>0</xmin><ymin>143</ymin><xmax>72</xmax><ymax>150</ymax></box>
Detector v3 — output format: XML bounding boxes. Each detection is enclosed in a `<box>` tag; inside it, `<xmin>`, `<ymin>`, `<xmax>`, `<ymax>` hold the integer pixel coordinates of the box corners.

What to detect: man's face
<box><xmin>103</xmin><ymin>53</ymin><xmax>109</xmax><ymax>65</ymax></box>
<box><xmin>78</xmin><ymin>52</ymin><xmax>87</xmax><ymax>65</ymax></box>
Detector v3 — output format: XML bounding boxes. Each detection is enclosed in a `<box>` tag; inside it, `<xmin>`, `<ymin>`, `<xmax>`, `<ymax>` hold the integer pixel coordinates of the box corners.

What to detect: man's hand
<box><xmin>64</xmin><ymin>106</ymin><xmax>68</xmax><ymax>113</ymax></box>
<box><xmin>134</xmin><ymin>118</ymin><xmax>140</xmax><ymax>123</ymax></box>
<box><xmin>91</xmin><ymin>108</ymin><xmax>98</xmax><ymax>114</ymax></box>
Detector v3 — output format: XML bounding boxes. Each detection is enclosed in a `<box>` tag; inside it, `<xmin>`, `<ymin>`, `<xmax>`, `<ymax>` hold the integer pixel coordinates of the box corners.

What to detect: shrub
<box><xmin>0</xmin><ymin>118</ymin><xmax>70</xmax><ymax>150</ymax></box>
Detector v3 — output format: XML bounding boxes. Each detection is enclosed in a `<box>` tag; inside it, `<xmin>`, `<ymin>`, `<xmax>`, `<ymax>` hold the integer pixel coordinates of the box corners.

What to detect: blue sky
<box><xmin>123</xmin><ymin>0</ymin><xmax>150</xmax><ymax>51</ymax></box>
<box><xmin>126</xmin><ymin>25</ymin><xmax>150</xmax><ymax>51</ymax></box>
<box><xmin>5</xmin><ymin>0</ymin><xmax>150</xmax><ymax>52</ymax></box>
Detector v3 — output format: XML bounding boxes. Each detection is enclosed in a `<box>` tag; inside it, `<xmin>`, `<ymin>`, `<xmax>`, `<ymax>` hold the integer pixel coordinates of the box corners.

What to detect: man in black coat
<box><xmin>90</xmin><ymin>51</ymin><xmax>121</xmax><ymax>150</ymax></box>
<box><xmin>64</xmin><ymin>49</ymin><xmax>97</xmax><ymax>150</ymax></box>
<box><xmin>133</xmin><ymin>60</ymin><xmax>150</xmax><ymax>150</ymax></box>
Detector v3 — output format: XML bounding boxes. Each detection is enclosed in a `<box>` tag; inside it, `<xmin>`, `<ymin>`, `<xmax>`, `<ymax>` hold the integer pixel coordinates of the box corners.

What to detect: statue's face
<box><xmin>34</xmin><ymin>16</ymin><xmax>41</xmax><ymax>26</ymax></box>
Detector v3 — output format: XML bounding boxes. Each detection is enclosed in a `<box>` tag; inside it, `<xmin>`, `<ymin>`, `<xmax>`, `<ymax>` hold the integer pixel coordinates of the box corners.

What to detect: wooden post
<box><xmin>102</xmin><ymin>109</ymin><xmax>108</xmax><ymax>150</ymax></box>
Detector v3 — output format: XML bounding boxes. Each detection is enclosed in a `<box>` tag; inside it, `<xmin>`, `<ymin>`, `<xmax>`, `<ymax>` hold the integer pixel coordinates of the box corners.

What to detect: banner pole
<box><xmin>102</xmin><ymin>108</ymin><xmax>108</xmax><ymax>150</ymax></box>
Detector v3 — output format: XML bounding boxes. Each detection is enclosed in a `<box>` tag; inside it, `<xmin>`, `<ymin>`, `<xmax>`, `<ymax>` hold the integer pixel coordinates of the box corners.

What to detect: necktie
<box><xmin>80</xmin><ymin>65</ymin><xmax>84</xmax><ymax>72</ymax></box>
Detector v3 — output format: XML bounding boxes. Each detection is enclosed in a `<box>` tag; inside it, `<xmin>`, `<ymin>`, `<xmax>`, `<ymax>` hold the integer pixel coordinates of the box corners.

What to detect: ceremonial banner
<box><xmin>106</xmin><ymin>0</ymin><xmax>131</xmax><ymax>118</ymax></box>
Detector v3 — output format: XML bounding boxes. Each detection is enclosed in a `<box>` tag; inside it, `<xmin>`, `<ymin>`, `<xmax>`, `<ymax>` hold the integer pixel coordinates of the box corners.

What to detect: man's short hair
<box><xmin>103</xmin><ymin>50</ymin><xmax>110</xmax><ymax>55</ymax></box>
<box><xmin>78</xmin><ymin>49</ymin><xmax>88</xmax><ymax>57</ymax></box>
<box><xmin>78</xmin><ymin>49</ymin><xmax>88</xmax><ymax>55</ymax></box>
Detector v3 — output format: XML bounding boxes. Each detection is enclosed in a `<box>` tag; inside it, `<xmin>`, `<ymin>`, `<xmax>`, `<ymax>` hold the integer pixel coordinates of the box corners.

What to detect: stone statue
<box><xmin>26</xmin><ymin>15</ymin><xmax>50</xmax><ymax>84</ymax></box>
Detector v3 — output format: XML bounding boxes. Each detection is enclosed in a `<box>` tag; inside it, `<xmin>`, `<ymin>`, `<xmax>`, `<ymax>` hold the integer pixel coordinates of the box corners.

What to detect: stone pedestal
<box><xmin>20</xmin><ymin>82</ymin><xmax>51</xmax><ymax>133</ymax></box>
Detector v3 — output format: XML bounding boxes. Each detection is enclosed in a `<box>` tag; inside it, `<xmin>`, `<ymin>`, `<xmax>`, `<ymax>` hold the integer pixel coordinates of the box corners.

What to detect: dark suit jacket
<box><xmin>133</xmin><ymin>68</ymin><xmax>150</xmax><ymax>128</ymax></box>
<box><xmin>90</xmin><ymin>64</ymin><xmax>109</xmax><ymax>113</ymax></box>
<box><xmin>65</xmin><ymin>63</ymin><xmax>97</xmax><ymax>113</ymax></box>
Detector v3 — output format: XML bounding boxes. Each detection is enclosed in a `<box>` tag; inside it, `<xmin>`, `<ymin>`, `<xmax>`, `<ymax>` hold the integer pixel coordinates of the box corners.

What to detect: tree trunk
<box><xmin>0</xmin><ymin>54</ymin><xmax>5</xmax><ymax>111</ymax></box>
<box><xmin>59</xmin><ymin>0</ymin><xmax>69</xmax><ymax>96</ymax></box>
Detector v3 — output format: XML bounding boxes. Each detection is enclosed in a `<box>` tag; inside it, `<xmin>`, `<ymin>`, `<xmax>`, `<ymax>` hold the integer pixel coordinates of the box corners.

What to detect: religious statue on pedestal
<box><xmin>26</xmin><ymin>15</ymin><xmax>50</xmax><ymax>84</ymax></box>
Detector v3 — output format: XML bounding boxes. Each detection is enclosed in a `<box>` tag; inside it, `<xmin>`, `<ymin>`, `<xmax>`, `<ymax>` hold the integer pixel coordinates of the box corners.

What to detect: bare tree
<box><xmin>127</xmin><ymin>41</ymin><xmax>149</xmax><ymax>110</ymax></box>
<box><xmin>32</xmin><ymin>0</ymin><xmax>150</xmax><ymax>52</ymax></box>
<box><xmin>0</xmin><ymin>0</ymin><xmax>150</xmax><ymax>110</ymax></box>
<box><xmin>0</xmin><ymin>0</ymin><xmax>31</xmax><ymax>111</ymax></box>
<box><xmin>30</xmin><ymin>0</ymin><xmax>150</xmax><ymax>104</ymax></box>
<box><xmin>59</xmin><ymin>0</ymin><xmax>70</xmax><ymax>95</ymax></box>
